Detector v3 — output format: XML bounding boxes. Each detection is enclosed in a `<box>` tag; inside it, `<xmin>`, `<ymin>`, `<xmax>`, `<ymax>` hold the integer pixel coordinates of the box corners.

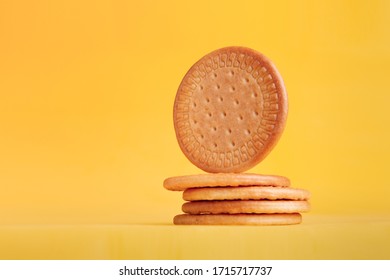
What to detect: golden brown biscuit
<box><xmin>183</xmin><ymin>186</ymin><xmax>310</xmax><ymax>201</ymax></box>
<box><xmin>163</xmin><ymin>173</ymin><xmax>290</xmax><ymax>191</ymax></box>
<box><xmin>182</xmin><ymin>200</ymin><xmax>310</xmax><ymax>214</ymax></box>
<box><xmin>173</xmin><ymin>46</ymin><xmax>288</xmax><ymax>173</ymax></box>
<box><xmin>173</xmin><ymin>213</ymin><xmax>302</xmax><ymax>225</ymax></box>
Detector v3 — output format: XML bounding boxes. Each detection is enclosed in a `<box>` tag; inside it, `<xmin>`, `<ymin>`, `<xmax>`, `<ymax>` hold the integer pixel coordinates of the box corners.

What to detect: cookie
<box><xmin>173</xmin><ymin>46</ymin><xmax>288</xmax><ymax>173</ymax></box>
<box><xmin>173</xmin><ymin>213</ymin><xmax>302</xmax><ymax>225</ymax></box>
<box><xmin>183</xmin><ymin>186</ymin><xmax>310</xmax><ymax>201</ymax></box>
<box><xmin>163</xmin><ymin>173</ymin><xmax>290</xmax><ymax>191</ymax></box>
<box><xmin>182</xmin><ymin>200</ymin><xmax>310</xmax><ymax>214</ymax></box>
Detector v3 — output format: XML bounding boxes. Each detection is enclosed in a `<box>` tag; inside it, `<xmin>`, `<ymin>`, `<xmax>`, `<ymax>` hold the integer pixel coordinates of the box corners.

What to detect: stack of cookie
<box><xmin>164</xmin><ymin>46</ymin><xmax>310</xmax><ymax>225</ymax></box>
<box><xmin>164</xmin><ymin>173</ymin><xmax>310</xmax><ymax>225</ymax></box>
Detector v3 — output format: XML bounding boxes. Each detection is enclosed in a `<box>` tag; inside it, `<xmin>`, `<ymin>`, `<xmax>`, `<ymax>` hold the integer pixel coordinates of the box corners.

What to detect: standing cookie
<box><xmin>174</xmin><ymin>46</ymin><xmax>288</xmax><ymax>173</ymax></box>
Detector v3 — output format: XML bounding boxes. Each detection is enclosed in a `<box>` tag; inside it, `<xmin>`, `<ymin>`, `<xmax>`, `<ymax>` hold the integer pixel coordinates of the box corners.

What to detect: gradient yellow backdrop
<box><xmin>1</xmin><ymin>0</ymin><xmax>389</xmax><ymax>228</ymax></box>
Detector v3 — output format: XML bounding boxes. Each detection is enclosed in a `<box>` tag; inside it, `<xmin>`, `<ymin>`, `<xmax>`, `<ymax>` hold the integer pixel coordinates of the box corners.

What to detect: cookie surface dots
<box><xmin>174</xmin><ymin>46</ymin><xmax>288</xmax><ymax>173</ymax></box>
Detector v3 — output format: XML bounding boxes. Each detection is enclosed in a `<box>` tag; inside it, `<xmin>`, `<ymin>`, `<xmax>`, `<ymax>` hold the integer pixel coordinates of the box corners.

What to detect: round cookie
<box><xmin>163</xmin><ymin>173</ymin><xmax>290</xmax><ymax>191</ymax></box>
<box><xmin>183</xmin><ymin>186</ymin><xmax>310</xmax><ymax>201</ymax></box>
<box><xmin>174</xmin><ymin>213</ymin><xmax>302</xmax><ymax>225</ymax></box>
<box><xmin>173</xmin><ymin>46</ymin><xmax>288</xmax><ymax>173</ymax></box>
<box><xmin>182</xmin><ymin>200</ymin><xmax>310</xmax><ymax>214</ymax></box>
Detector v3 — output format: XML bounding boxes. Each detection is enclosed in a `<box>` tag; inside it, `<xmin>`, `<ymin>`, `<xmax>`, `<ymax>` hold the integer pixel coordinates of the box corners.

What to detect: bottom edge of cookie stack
<box><xmin>163</xmin><ymin>173</ymin><xmax>311</xmax><ymax>226</ymax></box>
<box><xmin>174</xmin><ymin>213</ymin><xmax>303</xmax><ymax>226</ymax></box>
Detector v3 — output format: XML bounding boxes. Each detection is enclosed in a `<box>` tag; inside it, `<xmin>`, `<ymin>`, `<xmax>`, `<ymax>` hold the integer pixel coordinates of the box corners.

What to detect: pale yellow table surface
<box><xmin>1</xmin><ymin>214</ymin><xmax>389</xmax><ymax>260</ymax></box>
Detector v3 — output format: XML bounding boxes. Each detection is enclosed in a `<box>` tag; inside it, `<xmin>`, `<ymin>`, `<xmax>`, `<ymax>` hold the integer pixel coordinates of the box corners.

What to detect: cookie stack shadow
<box><xmin>164</xmin><ymin>173</ymin><xmax>310</xmax><ymax>225</ymax></box>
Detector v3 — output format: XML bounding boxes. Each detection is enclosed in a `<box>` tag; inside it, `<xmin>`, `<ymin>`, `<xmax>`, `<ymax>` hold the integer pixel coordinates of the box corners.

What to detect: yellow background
<box><xmin>0</xmin><ymin>0</ymin><xmax>390</xmax><ymax>259</ymax></box>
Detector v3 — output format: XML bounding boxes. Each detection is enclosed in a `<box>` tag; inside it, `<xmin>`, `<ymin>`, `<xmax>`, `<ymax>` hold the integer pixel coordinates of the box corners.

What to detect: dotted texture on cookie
<box><xmin>173</xmin><ymin>46</ymin><xmax>288</xmax><ymax>173</ymax></box>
